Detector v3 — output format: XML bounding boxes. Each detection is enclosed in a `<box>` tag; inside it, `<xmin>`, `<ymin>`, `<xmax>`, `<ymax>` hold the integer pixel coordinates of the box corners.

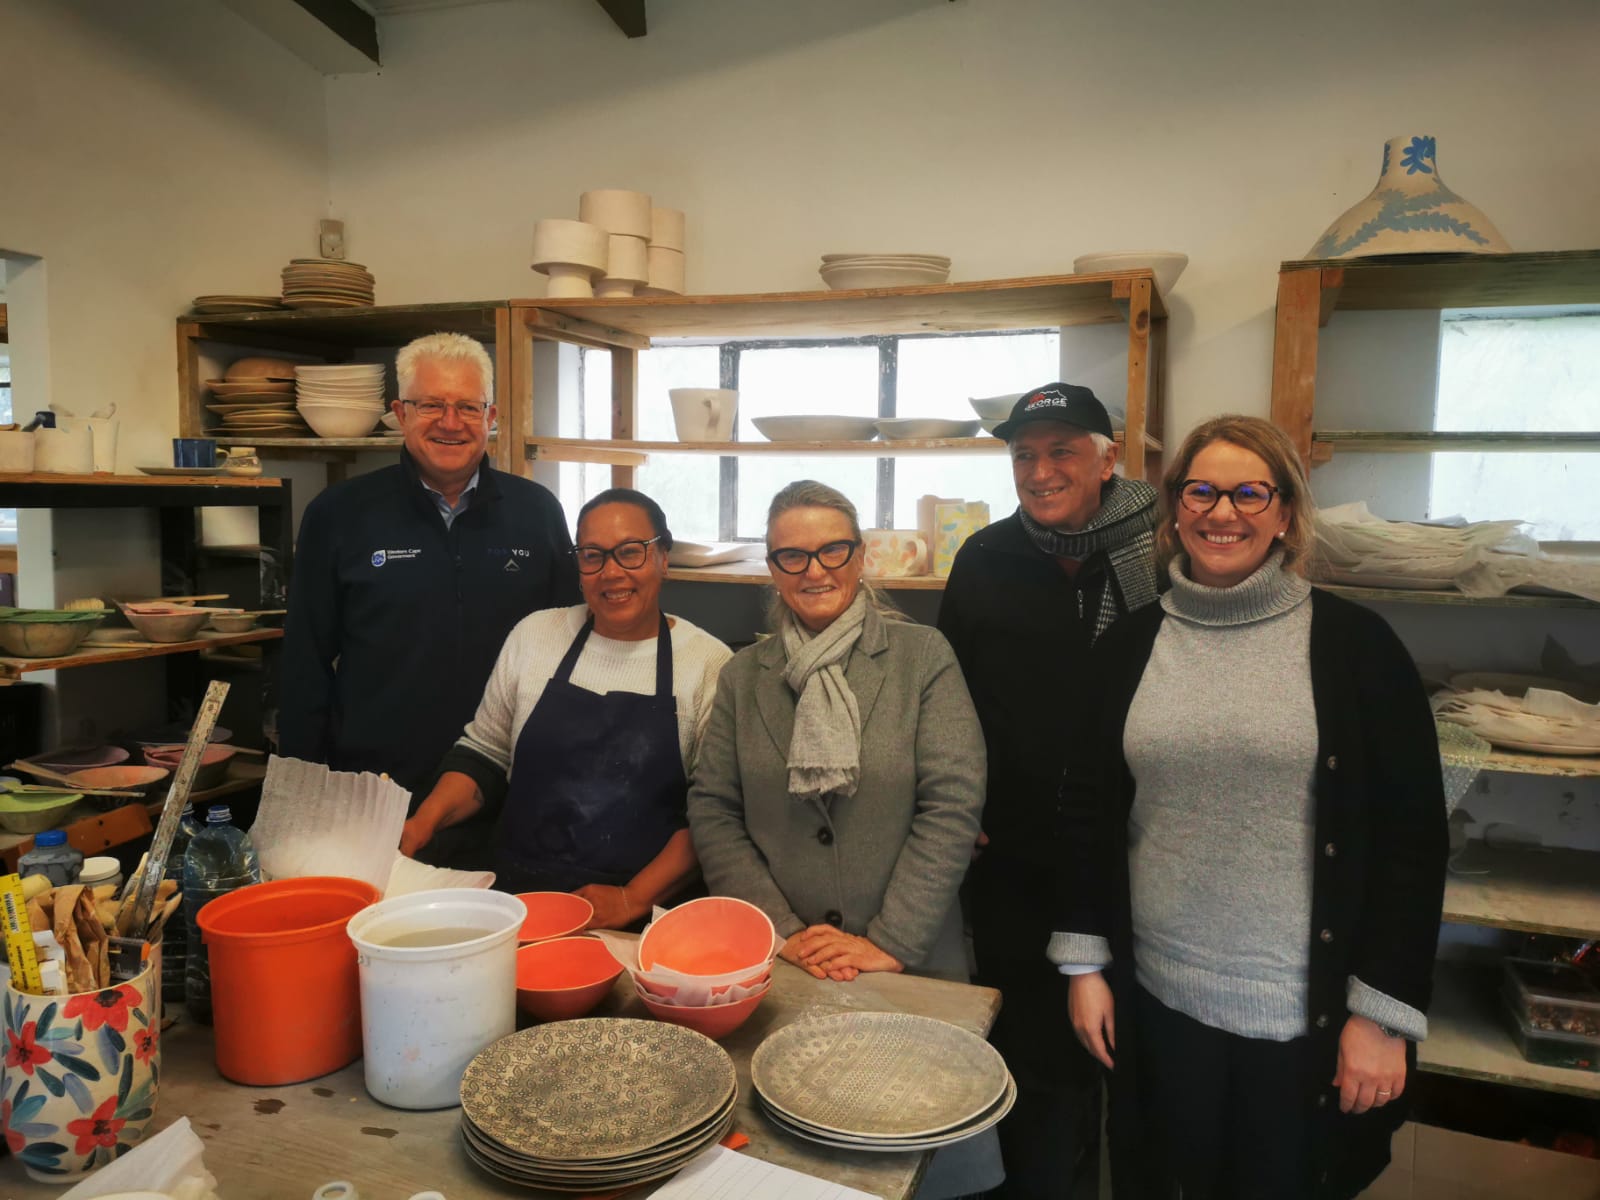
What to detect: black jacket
<box><xmin>279</xmin><ymin>451</ymin><xmax>579</xmax><ymax>796</ymax></box>
<box><xmin>1057</xmin><ymin>588</ymin><xmax>1447</xmax><ymax>1198</ymax></box>
<box><xmin>936</xmin><ymin>512</ymin><xmax>1127</xmax><ymax>862</ymax></box>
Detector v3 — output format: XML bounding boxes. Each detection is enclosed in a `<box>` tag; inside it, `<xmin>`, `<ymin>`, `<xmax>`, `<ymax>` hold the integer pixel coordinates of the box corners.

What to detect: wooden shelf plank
<box><xmin>514</xmin><ymin>271</ymin><xmax>1168</xmax><ymax>341</ymax></box>
<box><xmin>1314</xmin><ymin>583</ymin><xmax>1599</xmax><ymax>611</ymax></box>
<box><xmin>1313</xmin><ymin>431</ymin><xmax>1600</xmax><ymax>456</ymax></box>
<box><xmin>186</xmin><ymin>300</ymin><xmax>508</xmax><ymax>345</ymax></box>
<box><xmin>0</xmin><ymin>629</ymin><xmax>282</xmax><ymax>681</ymax></box>
<box><xmin>1421</xmin><ymin>963</ymin><xmax>1600</xmax><ymax>1099</ymax></box>
<box><xmin>1281</xmin><ymin>250</ymin><xmax>1600</xmax><ymax>312</ymax></box>
<box><xmin>1482</xmin><ymin>749</ymin><xmax>1600</xmax><ymax>779</ymax></box>
<box><xmin>0</xmin><ymin>473</ymin><xmax>283</xmax><ymax>489</ymax></box>
<box><xmin>667</xmin><ymin>560</ymin><xmax>947</xmax><ymax>590</ymax></box>
<box><xmin>1443</xmin><ymin>843</ymin><xmax>1600</xmax><ymax>937</ymax></box>
<box><xmin>527</xmin><ymin>431</ymin><xmax>1142</xmax><ymax>460</ymax></box>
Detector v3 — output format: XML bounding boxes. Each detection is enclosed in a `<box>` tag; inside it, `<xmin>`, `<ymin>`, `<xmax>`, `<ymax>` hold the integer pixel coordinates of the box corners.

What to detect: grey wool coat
<box><xmin>687</xmin><ymin>608</ymin><xmax>987</xmax><ymax>979</ymax></box>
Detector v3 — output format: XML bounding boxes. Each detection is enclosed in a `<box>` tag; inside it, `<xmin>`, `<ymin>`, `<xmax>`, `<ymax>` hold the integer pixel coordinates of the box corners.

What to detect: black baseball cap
<box><xmin>991</xmin><ymin>382</ymin><xmax>1114</xmax><ymax>442</ymax></box>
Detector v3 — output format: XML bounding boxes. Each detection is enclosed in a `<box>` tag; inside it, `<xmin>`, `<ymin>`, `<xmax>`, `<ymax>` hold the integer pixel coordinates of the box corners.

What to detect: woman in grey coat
<box><xmin>687</xmin><ymin>480</ymin><xmax>986</xmax><ymax>982</ymax></box>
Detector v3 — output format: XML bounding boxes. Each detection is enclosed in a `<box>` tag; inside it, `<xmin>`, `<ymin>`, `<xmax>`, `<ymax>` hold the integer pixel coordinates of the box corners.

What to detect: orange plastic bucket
<box><xmin>197</xmin><ymin>875</ymin><xmax>381</xmax><ymax>1085</ymax></box>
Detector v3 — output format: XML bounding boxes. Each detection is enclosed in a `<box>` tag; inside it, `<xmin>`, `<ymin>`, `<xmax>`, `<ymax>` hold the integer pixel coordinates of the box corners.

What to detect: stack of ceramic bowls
<box><xmin>818</xmin><ymin>253</ymin><xmax>951</xmax><ymax>290</ymax></box>
<box><xmin>642</xmin><ymin>205</ymin><xmax>685</xmax><ymax>296</ymax></box>
<box><xmin>532</xmin><ymin>192</ymin><xmax>687</xmax><ymax>298</ymax></box>
<box><xmin>628</xmin><ymin>897</ymin><xmax>776</xmax><ymax>1040</ymax></box>
<box><xmin>280</xmin><ymin>258</ymin><xmax>376</xmax><ymax>309</ymax></box>
<box><xmin>295</xmin><ymin>363</ymin><xmax>386</xmax><ymax>439</ymax></box>
<box><xmin>206</xmin><ymin>357</ymin><xmax>305</xmax><ymax>437</ymax></box>
<box><xmin>752</xmin><ymin>1012</ymin><xmax>1017</xmax><ymax>1152</ymax></box>
<box><xmin>458</xmin><ymin>1018</ymin><xmax>736</xmax><ymax>1190</ymax></box>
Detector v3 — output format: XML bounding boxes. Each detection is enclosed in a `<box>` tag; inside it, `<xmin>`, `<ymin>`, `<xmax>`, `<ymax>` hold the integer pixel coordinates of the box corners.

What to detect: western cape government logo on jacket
<box><xmin>372</xmin><ymin>550</ymin><xmax>387</xmax><ymax>567</ymax></box>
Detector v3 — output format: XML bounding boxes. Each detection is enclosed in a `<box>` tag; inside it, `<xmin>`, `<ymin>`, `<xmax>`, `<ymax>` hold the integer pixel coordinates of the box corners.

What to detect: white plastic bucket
<box><xmin>345</xmin><ymin>887</ymin><xmax>526</xmax><ymax>1109</ymax></box>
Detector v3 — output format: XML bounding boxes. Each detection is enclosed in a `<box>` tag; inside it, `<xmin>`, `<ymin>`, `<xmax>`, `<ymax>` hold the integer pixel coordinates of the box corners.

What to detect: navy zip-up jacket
<box><xmin>279</xmin><ymin>450</ymin><xmax>579</xmax><ymax>797</ymax></box>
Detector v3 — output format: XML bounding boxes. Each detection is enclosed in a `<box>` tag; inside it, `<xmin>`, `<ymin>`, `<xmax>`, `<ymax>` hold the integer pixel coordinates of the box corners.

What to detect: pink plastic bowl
<box><xmin>515</xmin><ymin>937</ymin><xmax>623</xmax><ymax>1021</ymax></box>
<box><xmin>636</xmin><ymin>983</ymin><xmax>769</xmax><ymax>1040</ymax></box>
<box><xmin>516</xmin><ymin>891</ymin><xmax>594</xmax><ymax>944</ymax></box>
<box><xmin>638</xmin><ymin>896</ymin><xmax>774</xmax><ymax>976</ymax></box>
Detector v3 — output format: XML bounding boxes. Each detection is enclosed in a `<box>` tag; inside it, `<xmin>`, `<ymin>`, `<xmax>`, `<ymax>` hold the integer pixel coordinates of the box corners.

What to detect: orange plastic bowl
<box><xmin>516</xmin><ymin>891</ymin><xmax>594</xmax><ymax>943</ymax></box>
<box><xmin>637</xmin><ymin>896</ymin><xmax>775</xmax><ymax>976</ymax></box>
<box><xmin>636</xmin><ymin>983</ymin><xmax>769</xmax><ymax>1040</ymax></box>
<box><xmin>515</xmin><ymin>936</ymin><xmax>623</xmax><ymax>1021</ymax></box>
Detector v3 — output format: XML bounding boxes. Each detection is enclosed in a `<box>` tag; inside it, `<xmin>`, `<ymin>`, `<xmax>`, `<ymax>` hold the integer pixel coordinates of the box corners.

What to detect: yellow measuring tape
<box><xmin>1</xmin><ymin>873</ymin><xmax>44</xmax><ymax>994</ymax></box>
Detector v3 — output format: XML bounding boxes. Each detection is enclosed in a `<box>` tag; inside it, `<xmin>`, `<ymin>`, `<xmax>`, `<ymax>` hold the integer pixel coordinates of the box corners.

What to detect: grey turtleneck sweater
<box><xmin>1052</xmin><ymin>551</ymin><xmax>1428</xmax><ymax>1043</ymax></box>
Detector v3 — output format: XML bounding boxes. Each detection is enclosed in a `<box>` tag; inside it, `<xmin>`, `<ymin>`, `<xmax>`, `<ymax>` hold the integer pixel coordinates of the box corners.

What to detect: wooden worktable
<box><xmin>3</xmin><ymin>958</ymin><xmax>1000</xmax><ymax>1200</ymax></box>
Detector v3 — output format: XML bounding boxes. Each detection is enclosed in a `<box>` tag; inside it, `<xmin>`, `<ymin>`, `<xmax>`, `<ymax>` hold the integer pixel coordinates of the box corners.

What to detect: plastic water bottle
<box><xmin>18</xmin><ymin>830</ymin><xmax>84</xmax><ymax>888</ymax></box>
<box><xmin>161</xmin><ymin>805</ymin><xmax>203</xmax><ymax>1005</ymax></box>
<box><xmin>183</xmin><ymin>805</ymin><xmax>260</xmax><ymax>1024</ymax></box>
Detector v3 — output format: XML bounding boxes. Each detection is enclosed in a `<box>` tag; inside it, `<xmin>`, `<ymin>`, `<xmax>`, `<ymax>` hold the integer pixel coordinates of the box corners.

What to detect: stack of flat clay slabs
<box><xmin>205</xmin><ymin>377</ymin><xmax>306</xmax><ymax>437</ymax></box>
<box><xmin>751</xmin><ymin>1012</ymin><xmax>1016</xmax><ymax>1151</ymax></box>
<box><xmin>280</xmin><ymin>258</ymin><xmax>375</xmax><ymax>308</ymax></box>
<box><xmin>458</xmin><ymin>1018</ymin><xmax>736</xmax><ymax>1191</ymax></box>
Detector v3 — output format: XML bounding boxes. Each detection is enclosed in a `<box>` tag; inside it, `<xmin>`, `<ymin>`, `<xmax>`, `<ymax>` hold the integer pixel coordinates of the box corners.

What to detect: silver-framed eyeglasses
<box><xmin>1178</xmin><ymin>479</ymin><xmax>1280</xmax><ymax>516</ymax></box>
<box><xmin>402</xmin><ymin>398</ymin><xmax>489</xmax><ymax>422</ymax></box>
<box><xmin>573</xmin><ymin>536</ymin><xmax>661</xmax><ymax>574</ymax></box>
<box><xmin>767</xmin><ymin>540</ymin><xmax>860</xmax><ymax>575</ymax></box>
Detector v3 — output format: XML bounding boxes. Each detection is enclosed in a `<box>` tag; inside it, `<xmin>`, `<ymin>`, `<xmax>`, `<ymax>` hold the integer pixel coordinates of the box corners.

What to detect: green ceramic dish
<box><xmin>0</xmin><ymin>788</ymin><xmax>84</xmax><ymax>834</ymax></box>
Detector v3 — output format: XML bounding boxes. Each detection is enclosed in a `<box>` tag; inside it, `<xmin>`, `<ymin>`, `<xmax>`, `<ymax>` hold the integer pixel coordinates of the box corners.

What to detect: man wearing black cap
<box><xmin>938</xmin><ymin>382</ymin><xmax>1159</xmax><ymax>1198</ymax></box>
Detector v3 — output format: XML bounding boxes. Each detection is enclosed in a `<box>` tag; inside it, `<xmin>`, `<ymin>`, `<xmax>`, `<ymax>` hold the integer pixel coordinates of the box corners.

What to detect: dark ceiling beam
<box><xmin>219</xmin><ymin>0</ymin><xmax>380</xmax><ymax>74</ymax></box>
<box><xmin>292</xmin><ymin>0</ymin><xmax>380</xmax><ymax>64</ymax></box>
<box><xmin>594</xmin><ymin>0</ymin><xmax>647</xmax><ymax>38</ymax></box>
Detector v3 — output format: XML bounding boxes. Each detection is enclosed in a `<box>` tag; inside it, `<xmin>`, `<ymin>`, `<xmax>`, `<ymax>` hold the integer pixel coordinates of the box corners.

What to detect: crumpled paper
<box><xmin>57</xmin><ymin>1117</ymin><xmax>217</xmax><ymax>1200</ymax></box>
<box><xmin>593</xmin><ymin>923</ymin><xmax>779</xmax><ymax>1008</ymax></box>
<box><xmin>249</xmin><ymin>756</ymin><xmax>410</xmax><ymax>891</ymax></box>
<box><xmin>385</xmin><ymin>852</ymin><xmax>494</xmax><ymax>896</ymax></box>
<box><xmin>1436</xmin><ymin>685</ymin><xmax>1600</xmax><ymax>753</ymax></box>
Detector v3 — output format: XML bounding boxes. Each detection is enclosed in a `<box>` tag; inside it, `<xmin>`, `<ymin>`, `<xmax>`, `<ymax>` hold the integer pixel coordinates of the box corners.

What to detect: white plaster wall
<box><xmin>325</xmin><ymin>0</ymin><xmax>1600</xmax><ymax>440</ymax></box>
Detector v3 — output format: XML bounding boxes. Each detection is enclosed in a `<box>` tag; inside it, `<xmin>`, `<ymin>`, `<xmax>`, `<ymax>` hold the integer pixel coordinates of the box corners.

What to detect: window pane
<box><xmin>1431</xmin><ymin>313</ymin><xmax>1600</xmax><ymax>539</ymax></box>
<box><xmin>735</xmin><ymin>346</ymin><xmax>879</xmax><ymax>539</ymax></box>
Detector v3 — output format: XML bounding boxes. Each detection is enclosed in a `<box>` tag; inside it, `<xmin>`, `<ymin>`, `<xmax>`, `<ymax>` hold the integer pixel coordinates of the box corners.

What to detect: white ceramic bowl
<box><xmin>297</xmin><ymin>404</ymin><xmax>382</xmax><ymax>438</ymax></box>
<box><xmin>295</xmin><ymin>364</ymin><xmax>385</xmax><ymax>379</ymax></box>
<box><xmin>821</xmin><ymin>252</ymin><xmax>950</xmax><ymax>265</ymax></box>
<box><xmin>819</xmin><ymin>263</ymin><xmax>950</xmax><ymax>290</ymax></box>
<box><xmin>752</xmin><ymin>415</ymin><xmax>879</xmax><ymax>442</ymax></box>
<box><xmin>295</xmin><ymin>396</ymin><xmax>386</xmax><ymax>411</ymax></box>
<box><xmin>381</xmin><ymin>410</ymin><xmax>401</xmax><ymax>431</ymax></box>
<box><xmin>1072</xmin><ymin>251</ymin><xmax>1188</xmax><ymax>297</ymax></box>
<box><xmin>531</xmin><ymin>218</ymin><xmax>609</xmax><ymax>273</ymax></box>
<box><xmin>968</xmin><ymin>392</ymin><xmax>1025</xmax><ymax>420</ymax></box>
<box><xmin>578</xmin><ymin>189</ymin><xmax>652</xmax><ymax>239</ymax></box>
<box><xmin>875</xmin><ymin>418</ymin><xmax>980</xmax><ymax>440</ymax></box>
<box><xmin>296</xmin><ymin>377</ymin><xmax>385</xmax><ymax>391</ymax></box>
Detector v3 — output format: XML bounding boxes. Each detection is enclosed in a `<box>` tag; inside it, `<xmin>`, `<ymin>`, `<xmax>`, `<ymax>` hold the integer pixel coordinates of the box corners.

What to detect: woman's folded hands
<box><xmin>782</xmin><ymin>924</ymin><xmax>904</xmax><ymax>982</ymax></box>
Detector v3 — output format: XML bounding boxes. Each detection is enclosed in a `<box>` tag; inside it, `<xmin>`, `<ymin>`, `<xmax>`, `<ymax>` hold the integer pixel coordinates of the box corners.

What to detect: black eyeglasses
<box><xmin>767</xmin><ymin>540</ymin><xmax>860</xmax><ymax>575</ymax></box>
<box><xmin>1178</xmin><ymin>479</ymin><xmax>1280</xmax><ymax>516</ymax></box>
<box><xmin>573</xmin><ymin>536</ymin><xmax>661</xmax><ymax>574</ymax></box>
<box><xmin>402</xmin><ymin>398</ymin><xmax>489</xmax><ymax>422</ymax></box>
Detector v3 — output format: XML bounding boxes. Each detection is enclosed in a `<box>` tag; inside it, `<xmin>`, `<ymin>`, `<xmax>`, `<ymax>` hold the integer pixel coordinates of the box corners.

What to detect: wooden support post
<box><xmin>1271</xmin><ymin>267</ymin><xmax>1326</xmax><ymax>463</ymax></box>
<box><xmin>1122</xmin><ymin>277</ymin><xmax>1151</xmax><ymax>483</ymax></box>
<box><xmin>610</xmin><ymin>348</ymin><xmax>639</xmax><ymax>490</ymax></box>
<box><xmin>494</xmin><ymin>307</ymin><xmax>521</xmax><ymax>476</ymax></box>
<box><xmin>176</xmin><ymin>322</ymin><xmax>205</xmax><ymax>438</ymax></box>
<box><xmin>1146</xmin><ymin>310</ymin><xmax>1168</xmax><ymax>484</ymax></box>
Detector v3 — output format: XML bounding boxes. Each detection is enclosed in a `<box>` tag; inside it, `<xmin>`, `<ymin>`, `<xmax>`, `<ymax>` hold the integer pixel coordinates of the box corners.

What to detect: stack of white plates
<box><xmin>751</xmin><ymin>1012</ymin><xmax>1016</xmax><ymax>1152</ymax></box>
<box><xmin>280</xmin><ymin>258</ymin><xmax>376</xmax><ymax>309</ymax></box>
<box><xmin>458</xmin><ymin>1019</ymin><xmax>737</xmax><ymax>1191</ymax></box>
<box><xmin>295</xmin><ymin>363</ymin><xmax>386</xmax><ymax>439</ymax></box>
<box><xmin>819</xmin><ymin>253</ymin><xmax>951</xmax><ymax>291</ymax></box>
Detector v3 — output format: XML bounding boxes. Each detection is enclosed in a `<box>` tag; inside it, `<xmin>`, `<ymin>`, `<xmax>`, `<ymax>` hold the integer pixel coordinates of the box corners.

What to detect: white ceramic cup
<box><xmin>862</xmin><ymin>529</ymin><xmax>930</xmax><ymax>577</ymax></box>
<box><xmin>33</xmin><ymin>423</ymin><xmax>95</xmax><ymax>474</ymax></box>
<box><xmin>87</xmin><ymin>416</ymin><xmax>119</xmax><ymax>473</ymax></box>
<box><xmin>669</xmin><ymin>388</ymin><xmax>737</xmax><ymax>442</ymax></box>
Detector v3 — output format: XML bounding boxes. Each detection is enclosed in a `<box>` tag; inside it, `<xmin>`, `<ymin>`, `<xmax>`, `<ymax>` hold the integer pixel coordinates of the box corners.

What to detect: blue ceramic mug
<box><xmin>172</xmin><ymin>438</ymin><xmax>222</xmax><ymax>469</ymax></box>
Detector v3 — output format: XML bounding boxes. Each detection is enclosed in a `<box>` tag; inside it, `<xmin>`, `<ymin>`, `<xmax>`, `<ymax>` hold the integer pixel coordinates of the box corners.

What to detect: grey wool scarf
<box><xmin>780</xmin><ymin>590</ymin><xmax>867</xmax><ymax>803</ymax></box>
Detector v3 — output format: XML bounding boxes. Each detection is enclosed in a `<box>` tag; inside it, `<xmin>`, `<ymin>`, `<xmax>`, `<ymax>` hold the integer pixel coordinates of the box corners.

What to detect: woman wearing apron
<box><xmin>401</xmin><ymin>488</ymin><xmax>733</xmax><ymax>928</ymax></box>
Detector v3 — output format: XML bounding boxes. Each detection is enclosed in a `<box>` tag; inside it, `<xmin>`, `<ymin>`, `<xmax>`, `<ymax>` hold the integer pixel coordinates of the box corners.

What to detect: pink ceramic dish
<box><xmin>636</xmin><ymin>984</ymin><xmax>769</xmax><ymax>1040</ymax></box>
<box><xmin>65</xmin><ymin>764</ymin><xmax>170</xmax><ymax>797</ymax></box>
<box><xmin>516</xmin><ymin>891</ymin><xmax>594</xmax><ymax>943</ymax></box>
<box><xmin>142</xmin><ymin>743</ymin><xmax>237</xmax><ymax>790</ymax></box>
<box><xmin>32</xmin><ymin>745</ymin><xmax>129</xmax><ymax>773</ymax></box>
<box><xmin>515</xmin><ymin>937</ymin><xmax>624</xmax><ymax>1021</ymax></box>
<box><xmin>638</xmin><ymin>896</ymin><xmax>775</xmax><ymax>976</ymax></box>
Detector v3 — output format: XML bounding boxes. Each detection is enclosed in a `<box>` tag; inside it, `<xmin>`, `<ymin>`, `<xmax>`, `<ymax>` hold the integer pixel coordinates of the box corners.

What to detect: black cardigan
<box><xmin>1056</xmin><ymin>587</ymin><xmax>1447</xmax><ymax>1198</ymax></box>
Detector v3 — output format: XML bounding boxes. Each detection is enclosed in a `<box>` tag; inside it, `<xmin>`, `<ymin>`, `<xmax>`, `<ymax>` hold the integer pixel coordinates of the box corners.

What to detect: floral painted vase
<box><xmin>1307</xmin><ymin>135</ymin><xmax>1511</xmax><ymax>259</ymax></box>
<box><xmin>2</xmin><ymin>962</ymin><xmax>160</xmax><ymax>1182</ymax></box>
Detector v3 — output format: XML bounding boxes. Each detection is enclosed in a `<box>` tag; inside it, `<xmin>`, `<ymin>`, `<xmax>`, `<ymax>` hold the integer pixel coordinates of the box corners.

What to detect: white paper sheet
<box><xmin>649</xmin><ymin>1146</ymin><xmax>882</xmax><ymax>1200</ymax></box>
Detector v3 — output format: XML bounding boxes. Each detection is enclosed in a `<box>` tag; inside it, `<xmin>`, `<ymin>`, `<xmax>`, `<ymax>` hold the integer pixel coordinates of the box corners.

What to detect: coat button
<box><xmin>1317</xmin><ymin>1094</ymin><xmax>1328</xmax><ymax>1108</ymax></box>
<box><xmin>817</xmin><ymin>827</ymin><xmax>834</xmax><ymax>846</ymax></box>
<box><xmin>1324</xmin><ymin>842</ymin><xmax>1337</xmax><ymax>857</ymax></box>
<box><xmin>825</xmin><ymin>909</ymin><xmax>843</xmax><ymax>926</ymax></box>
<box><xmin>1320</xmin><ymin>928</ymin><xmax>1334</xmax><ymax>943</ymax></box>
<box><xmin>1315</xmin><ymin>1013</ymin><xmax>1329</xmax><ymax>1029</ymax></box>
<box><xmin>1326</xmin><ymin>755</ymin><xmax>1338</xmax><ymax>770</ymax></box>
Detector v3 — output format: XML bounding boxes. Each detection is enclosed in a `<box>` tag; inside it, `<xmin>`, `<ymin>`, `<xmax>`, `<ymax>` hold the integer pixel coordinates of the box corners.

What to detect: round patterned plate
<box><xmin>459</xmin><ymin>1018</ymin><xmax>736</xmax><ymax>1162</ymax></box>
<box><xmin>751</xmin><ymin>1012</ymin><xmax>1008</xmax><ymax>1138</ymax></box>
<box><xmin>460</xmin><ymin>1108</ymin><xmax>733</xmax><ymax>1184</ymax></box>
<box><xmin>463</xmin><ymin>1086</ymin><xmax>736</xmax><ymax>1168</ymax></box>
<box><xmin>756</xmin><ymin>1072</ymin><xmax>1017</xmax><ymax>1151</ymax></box>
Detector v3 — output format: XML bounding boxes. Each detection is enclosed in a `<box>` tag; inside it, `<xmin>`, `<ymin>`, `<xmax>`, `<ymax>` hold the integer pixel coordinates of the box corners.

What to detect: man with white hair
<box><xmin>937</xmin><ymin>383</ymin><xmax>1159</xmax><ymax>1199</ymax></box>
<box><xmin>281</xmin><ymin>332</ymin><xmax>579</xmax><ymax>857</ymax></box>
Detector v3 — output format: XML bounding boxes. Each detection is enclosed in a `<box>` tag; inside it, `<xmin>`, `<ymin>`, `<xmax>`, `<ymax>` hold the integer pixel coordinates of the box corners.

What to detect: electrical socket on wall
<box><xmin>319</xmin><ymin>219</ymin><xmax>346</xmax><ymax>261</ymax></box>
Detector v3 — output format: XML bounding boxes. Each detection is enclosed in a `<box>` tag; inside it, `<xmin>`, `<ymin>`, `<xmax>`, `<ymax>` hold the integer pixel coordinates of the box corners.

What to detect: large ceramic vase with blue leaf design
<box><xmin>2</xmin><ymin>961</ymin><xmax>160</xmax><ymax>1181</ymax></box>
<box><xmin>1308</xmin><ymin>135</ymin><xmax>1511</xmax><ymax>258</ymax></box>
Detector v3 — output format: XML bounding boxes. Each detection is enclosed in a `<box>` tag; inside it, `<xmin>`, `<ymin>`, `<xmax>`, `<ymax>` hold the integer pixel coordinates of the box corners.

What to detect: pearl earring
<box><xmin>1275</xmin><ymin>531</ymin><xmax>1285</xmax><ymax>539</ymax></box>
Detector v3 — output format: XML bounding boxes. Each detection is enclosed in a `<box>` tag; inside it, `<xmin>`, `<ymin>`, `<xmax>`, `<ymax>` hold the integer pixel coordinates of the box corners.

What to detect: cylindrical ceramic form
<box><xmin>530</xmin><ymin>219</ymin><xmax>608</xmax><ymax>275</ymax></box>
<box><xmin>578</xmin><ymin>189</ymin><xmax>652</xmax><ymax>238</ymax></box>
<box><xmin>86</xmin><ymin>417</ymin><xmax>119</xmax><ymax>474</ymax></box>
<box><xmin>606</xmin><ymin>234</ymin><xmax>649</xmax><ymax>283</ymax></box>
<box><xmin>646</xmin><ymin>245</ymin><xmax>686</xmax><ymax>295</ymax></box>
<box><xmin>1307</xmin><ymin>135</ymin><xmax>1511</xmax><ymax>258</ymax></box>
<box><xmin>545</xmin><ymin>265</ymin><xmax>596</xmax><ymax>299</ymax></box>
<box><xmin>650</xmin><ymin>207</ymin><xmax>686</xmax><ymax>251</ymax></box>
<box><xmin>0</xmin><ymin>430</ymin><xmax>36</xmax><ymax>473</ymax></box>
<box><xmin>594</xmin><ymin>280</ymin><xmax>637</xmax><ymax>298</ymax></box>
<box><xmin>33</xmin><ymin>425</ymin><xmax>95</xmax><ymax>475</ymax></box>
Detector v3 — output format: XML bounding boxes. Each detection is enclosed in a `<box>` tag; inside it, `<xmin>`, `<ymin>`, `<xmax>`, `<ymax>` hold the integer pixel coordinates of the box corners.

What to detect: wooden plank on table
<box><xmin>1421</xmin><ymin>962</ymin><xmax>1600</xmax><ymax>1099</ymax></box>
<box><xmin>0</xmin><ymin>629</ymin><xmax>283</xmax><ymax>680</ymax></box>
<box><xmin>1282</xmin><ymin>249</ymin><xmax>1600</xmax><ymax>312</ymax></box>
<box><xmin>1270</xmin><ymin>266</ymin><xmax>1326</xmax><ymax>462</ymax></box>
<box><xmin>1444</xmin><ymin>841</ymin><xmax>1600</xmax><ymax>936</ymax></box>
<box><xmin>516</xmin><ymin>273</ymin><xmax>1165</xmax><ymax>341</ymax></box>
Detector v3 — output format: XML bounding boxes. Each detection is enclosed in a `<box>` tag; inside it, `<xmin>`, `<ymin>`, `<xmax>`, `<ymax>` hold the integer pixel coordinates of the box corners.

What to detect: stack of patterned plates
<box><xmin>190</xmin><ymin>294</ymin><xmax>284</xmax><ymax>314</ymax></box>
<box><xmin>459</xmin><ymin>1018</ymin><xmax>737</xmax><ymax>1191</ymax></box>
<box><xmin>751</xmin><ymin>1012</ymin><xmax>1015</xmax><ymax>1152</ymax></box>
<box><xmin>280</xmin><ymin>258</ymin><xmax>376</xmax><ymax>309</ymax></box>
<box><xmin>205</xmin><ymin>378</ymin><xmax>309</xmax><ymax>437</ymax></box>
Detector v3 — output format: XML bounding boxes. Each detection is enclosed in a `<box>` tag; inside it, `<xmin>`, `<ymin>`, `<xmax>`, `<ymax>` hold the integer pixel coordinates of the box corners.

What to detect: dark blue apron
<box><xmin>493</xmin><ymin>613</ymin><xmax>687</xmax><ymax>894</ymax></box>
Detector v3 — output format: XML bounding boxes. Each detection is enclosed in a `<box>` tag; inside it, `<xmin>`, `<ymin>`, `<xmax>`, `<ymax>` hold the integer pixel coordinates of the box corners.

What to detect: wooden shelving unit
<box><xmin>0</xmin><ymin>629</ymin><xmax>283</xmax><ymax>682</ymax></box>
<box><xmin>1443</xmin><ymin>843</ymin><xmax>1600</xmax><ymax>937</ymax></box>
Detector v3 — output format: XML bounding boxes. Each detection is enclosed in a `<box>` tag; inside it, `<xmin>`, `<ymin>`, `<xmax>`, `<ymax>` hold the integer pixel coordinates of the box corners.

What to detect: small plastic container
<box><xmin>78</xmin><ymin>855</ymin><xmax>123</xmax><ymax>891</ymax></box>
<box><xmin>1502</xmin><ymin>958</ymin><xmax>1600</xmax><ymax>1038</ymax></box>
<box><xmin>18</xmin><ymin>829</ymin><xmax>84</xmax><ymax>887</ymax></box>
